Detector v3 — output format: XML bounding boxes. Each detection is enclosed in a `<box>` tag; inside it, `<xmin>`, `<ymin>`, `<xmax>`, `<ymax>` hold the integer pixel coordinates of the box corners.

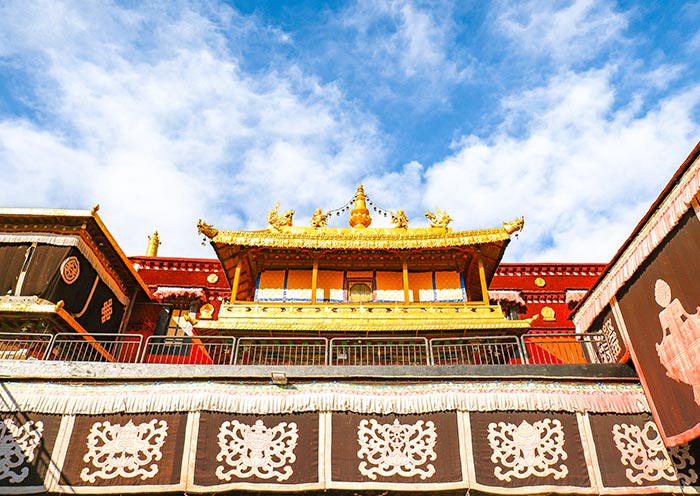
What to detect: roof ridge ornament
<box><xmin>503</xmin><ymin>216</ymin><xmax>525</xmax><ymax>235</ymax></box>
<box><xmin>267</xmin><ymin>202</ymin><xmax>295</xmax><ymax>232</ymax></box>
<box><xmin>424</xmin><ymin>208</ymin><xmax>453</xmax><ymax>229</ymax></box>
<box><xmin>391</xmin><ymin>209</ymin><xmax>409</xmax><ymax>229</ymax></box>
<box><xmin>197</xmin><ymin>219</ymin><xmax>219</xmax><ymax>239</ymax></box>
<box><xmin>349</xmin><ymin>185</ymin><xmax>372</xmax><ymax>228</ymax></box>
<box><xmin>310</xmin><ymin>208</ymin><xmax>331</xmax><ymax>228</ymax></box>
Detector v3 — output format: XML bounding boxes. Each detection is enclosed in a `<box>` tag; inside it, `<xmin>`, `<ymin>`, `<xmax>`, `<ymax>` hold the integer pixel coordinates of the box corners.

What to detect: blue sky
<box><xmin>0</xmin><ymin>0</ymin><xmax>699</xmax><ymax>261</ymax></box>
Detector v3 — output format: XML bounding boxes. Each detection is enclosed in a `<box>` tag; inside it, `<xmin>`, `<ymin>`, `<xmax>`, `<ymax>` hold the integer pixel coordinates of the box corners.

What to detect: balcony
<box><xmin>198</xmin><ymin>300</ymin><xmax>532</xmax><ymax>334</ymax></box>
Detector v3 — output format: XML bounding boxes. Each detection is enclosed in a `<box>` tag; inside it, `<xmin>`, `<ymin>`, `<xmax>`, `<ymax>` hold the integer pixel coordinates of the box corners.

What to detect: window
<box><xmin>347</xmin><ymin>280</ymin><xmax>373</xmax><ymax>302</ymax></box>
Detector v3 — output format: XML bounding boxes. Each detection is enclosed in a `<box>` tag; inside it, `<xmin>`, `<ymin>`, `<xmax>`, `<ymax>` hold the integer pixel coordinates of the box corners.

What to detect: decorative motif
<box><xmin>357</xmin><ymin>418</ymin><xmax>437</xmax><ymax>480</ymax></box>
<box><xmin>0</xmin><ymin>418</ymin><xmax>44</xmax><ymax>483</ymax></box>
<box><xmin>597</xmin><ymin>318</ymin><xmax>622</xmax><ymax>363</ymax></box>
<box><xmin>534</xmin><ymin>277</ymin><xmax>546</xmax><ymax>288</ymax></box>
<box><xmin>540</xmin><ymin>306</ymin><xmax>556</xmax><ymax>321</ymax></box>
<box><xmin>310</xmin><ymin>208</ymin><xmax>331</xmax><ymax>228</ymax></box>
<box><xmin>207</xmin><ymin>273</ymin><xmax>219</xmax><ymax>284</ymax></box>
<box><xmin>654</xmin><ymin>279</ymin><xmax>700</xmax><ymax>404</ymax></box>
<box><xmin>503</xmin><ymin>216</ymin><xmax>525</xmax><ymax>235</ymax></box>
<box><xmin>216</xmin><ymin>419</ymin><xmax>298</xmax><ymax>482</ymax></box>
<box><xmin>60</xmin><ymin>256</ymin><xmax>80</xmax><ymax>284</ymax></box>
<box><xmin>199</xmin><ymin>303</ymin><xmax>215</xmax><ymax>319</ymax></box>
<box><xmin>390</xmin><ymin>210</ymin><xmax>409</xmax><ymax>229</ymax></box>
<box><xmin>80</xmin><ymin>419</ymin><xmax>169</xmax><ymax>483</ymax></box>
<box><xmin>487</xmin><ymin>419</ymin><xmax>568</xmax><ymax>482</ymax></box>
<box><xmin>267</xmin><ymin>203</ymin><xmax>295</xmax><ymax>231</ymax></box>
<box><xmin>424</xmin><ymin>208</ymin><xmax>453</xmax><ymax>228</ymax></box>
<box><xmin>101</xmin><ymin>298</ymin><xmax>113</xmax><ymax>324</ymax></box>
<box><xmin>197</xmin><ymin>219</ymin><xmax>219</xmax><ymax>239</ymax></box>
<box><xmin>612</xmin><ymin>421</ymin><xmax>697</xmax><ymax>485</ymax></box>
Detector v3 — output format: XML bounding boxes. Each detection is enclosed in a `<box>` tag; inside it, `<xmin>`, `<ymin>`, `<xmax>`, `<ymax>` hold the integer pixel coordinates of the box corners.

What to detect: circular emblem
<box><xmin>60</xmin><ymin>256</ymin><xmax>80</xmax><ymax>284</ymax></box>
<box><xmin>534</xmin><ymin>277</ymin><xmax>546</xmax><ymax>287</ymax></box>
<box><xmin>207</xmin><ymin>273</ymin><xmax>219</xmax><ymax>284</ymax></box>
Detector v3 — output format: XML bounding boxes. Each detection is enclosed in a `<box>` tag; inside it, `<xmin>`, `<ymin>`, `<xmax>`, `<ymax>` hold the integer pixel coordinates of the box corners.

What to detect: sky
<box><xmin>0</xmin><ymin>0</ymin><xmax>699</xmax><ymax>262</ymax></box>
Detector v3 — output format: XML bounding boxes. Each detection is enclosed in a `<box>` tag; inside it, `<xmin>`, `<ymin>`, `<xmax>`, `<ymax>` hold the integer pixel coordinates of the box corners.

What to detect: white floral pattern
<box><xmin>612</xmin><ymin>421</ymin><xmax>697</xmax><ymax>485</ymax></box>
<box><xmin>216</xmin><ymin>419</ymin><xmax>298</xmax><ymax>482</ymax></box>
<box><xmin>488</xmin><ymin>418</ymin><xmax>568</xmax><ymax>481</ymax></box>
<box><xmin>80</xmin><ymin>419</ymin><xmax>168</xmax><ymax>482</ymax></box>
<box><xmin>0</xmin><ymin>418</ymin><xmax>44</xmax><ymax>483</ymax></box>
<box><xmin>357</xmin><ymin>418</ymin><xmax>437</xmax><ymax>480</ymax></box>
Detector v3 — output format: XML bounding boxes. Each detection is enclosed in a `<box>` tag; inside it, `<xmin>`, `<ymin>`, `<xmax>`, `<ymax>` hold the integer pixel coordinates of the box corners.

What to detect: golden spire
<box><xmin>146</xmin><ymin>231</ymin><xmax>161</xmax><ymax>257</ymax></box>
<box><xmin>349</xmin><ymin>184</ymin><xmax>372</xmax><ymax>228</ymax></box>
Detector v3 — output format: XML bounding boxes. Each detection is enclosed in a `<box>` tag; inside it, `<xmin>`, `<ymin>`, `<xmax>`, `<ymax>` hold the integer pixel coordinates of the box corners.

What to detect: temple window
<box><xmin>347</xmin><ymin>280</ymin><xmax>373</xmax><ymax>302</ymax></box>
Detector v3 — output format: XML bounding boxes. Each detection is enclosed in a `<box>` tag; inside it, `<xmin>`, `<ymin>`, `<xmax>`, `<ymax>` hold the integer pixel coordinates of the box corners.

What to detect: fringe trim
<box><xmin>0</xmin><ymin>381</ymin><xmax>649</xmax><ymax>416</ymax></box>
<box><xmin>575</xmin><ymin>155</ymin><xmax>700</xmax><ymax>331</ymax></box>
<box><xmin>0</xmin><ymin>233</ymin><xmax>128</xmax><ymax>305</ymax></box>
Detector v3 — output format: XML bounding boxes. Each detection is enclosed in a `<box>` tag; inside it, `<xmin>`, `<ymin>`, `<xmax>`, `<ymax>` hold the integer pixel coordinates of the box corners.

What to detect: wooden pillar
<box><xmin>311</xmin><ymin>256</ymin><xmax>319</xmax><ymax>304</ymax></box>
<box><xmin>231</xmin><ymin>257</ymin><xmax>242</xmax><ymax>303</ymax></box>
<box><xmin>477</xmin><ymin>252</ymin><xmax>489</xmax><ymax>303</ymax></box>
<box><xmin>402</xmin><ymin>256</ymin><xmax>410</xmax><ymax>304</ymax></box>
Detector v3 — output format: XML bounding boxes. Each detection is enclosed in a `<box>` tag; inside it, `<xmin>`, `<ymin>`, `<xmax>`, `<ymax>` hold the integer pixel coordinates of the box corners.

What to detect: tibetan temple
<box><xmin>1</xmin><ymin>142</ymin><xmax>700</xmax><ymax>495</ymax></box>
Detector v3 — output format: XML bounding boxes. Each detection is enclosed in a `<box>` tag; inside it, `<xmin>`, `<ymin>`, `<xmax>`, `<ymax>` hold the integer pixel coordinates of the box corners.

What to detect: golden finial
<box><xmin>146</xmin><ymin>231</ymin><xmax>161</xmax><ymax>257</ymax></box>
<box><xmin>197</xmin><ymin>219</ymin><xmax>219</xmax><ymax>239</ymax></box>
<box><xmin>349</xmin><ymin>184</ymin><xmax>372</xmax><ymax>228</ymax></box>
<box><xmin>503</xmin><ymin>216</ymin><xmax>525</xmax><ymax>235</ymax></box>
<box><xmin>310</xmin><ymin>208</ymin><xmax>331</xmax><ymax>228</ymax></box>
<box><xmin>425</xmin><ymin>208</ymin><xmax>453</xmax><ymax>228</ymax></box>
<box><xmin>91</xmin><ymin>204</ymin><xmax>100</xmax><ymax>215</ymax></box>
<box><xmin>391</xmin><ymin>209</ymin><xmax>409</xmax><ymax>229</ymax></box>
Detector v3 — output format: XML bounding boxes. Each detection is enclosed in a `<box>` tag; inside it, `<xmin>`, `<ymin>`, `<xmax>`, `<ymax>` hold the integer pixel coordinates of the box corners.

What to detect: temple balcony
<box><xmin>196</xmin><ymin>300</ymin><xmax>532</xmax><ymax>335</ymax></box>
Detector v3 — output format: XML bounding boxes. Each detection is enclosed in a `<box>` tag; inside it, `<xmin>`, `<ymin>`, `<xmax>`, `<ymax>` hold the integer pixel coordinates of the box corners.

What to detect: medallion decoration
<box><xmin>80</xmin><ymin>419</ymin><xmax>169</xmax><ymax>483</ymax></box>
<box><xmin>612</xmin><ymin>421</ymin><xmax>697</xmax><ymax>485</ymax></box>
<box><xmin>60</xmin><ymin>256</ymin><xmax>80</xmax><ymax>284</ymax></box>
<box><xmin>216</xmin><ymin>419</ymin><xmax>298</xmax><ymax>482</ymax></box>
<box><xmin>0</xmin><ymin>418</ymin><xmax>44</xmax><ymax>483</ymax></box>
<box><xmin>597</xmin><ymin>318</ymin><xmax>622</xmax><ymax>363</ymax></box>
<box><xmin>654</xmin><ymin>279</ymin><xmax>700</xmax><ymax>404</ymax></box>
<box><xmin>487</xmin><ymin>419</ymin><xmax>568</xmax><ymax>481</ymax></box>
<box><xmin>356</xmin><ymin>418</ymin><xmax>437</xmax><ymax>480</ymax></box>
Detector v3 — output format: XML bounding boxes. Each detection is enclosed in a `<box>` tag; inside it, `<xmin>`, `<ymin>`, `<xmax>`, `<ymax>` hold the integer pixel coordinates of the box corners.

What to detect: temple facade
<box><xmin>1</xmin><ymin>144</ymin><xmax>700</xmax><ymax>494</ymax></box>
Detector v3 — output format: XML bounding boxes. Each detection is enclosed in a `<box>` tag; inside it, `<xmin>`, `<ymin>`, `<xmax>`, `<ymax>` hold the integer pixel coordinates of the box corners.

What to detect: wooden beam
<box><xmin>311</xmin><ymin>256</ymin><xmax>319</xmax><ymax>304</ymax></box>
<box><xmin>231</xmin><ymin>257</ymin><xmax>242</xmax><ymax>303</ymax></box>
<box><xmin>477</xmin><ymin>251</ymin><xmax>489</xmax><ymax>303</ymax></box>
<box><xmin>402</xmin><ymin>256</ymin><xmax>410</xmax><ymax>304</ymax></box>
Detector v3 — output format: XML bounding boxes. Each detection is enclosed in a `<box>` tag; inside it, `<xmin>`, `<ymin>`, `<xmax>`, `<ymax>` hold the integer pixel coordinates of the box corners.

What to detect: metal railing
<box><xmin>0</xmin><ymin>331</ymin><xmax>619</xmax><ymax>366</ymax></box>
<box><xmin>234</xmin><ymin>337</ymin><xmax>328</xmax><ymax>366</ymax></box>
<box><xmin>329</xmin><ymin>337</ymin><xmax>430</xmax><ymax>366</ymax></box>
<box><xmin>0</xmin><ymin>333</ymin><xmax>53</xmax><ymax>360</ymax></box>
<box><xmin>46</xmin><ymin>333</ymin><xmax>143</xmax><ymax>363</ymax></box>
<box><xmin>430</xmin><ymin>336</ymin><xmax>524</xmax><ymax>365</ymax></box>
<box><xmin>142</xmin><ymin>335</ymin><xmax>236</xmax><ymax>365</ymax></box>
<box><xmin>520</xmin><ymin>332</ymin><xmax>610</xmax><ymax>365</ymax></box>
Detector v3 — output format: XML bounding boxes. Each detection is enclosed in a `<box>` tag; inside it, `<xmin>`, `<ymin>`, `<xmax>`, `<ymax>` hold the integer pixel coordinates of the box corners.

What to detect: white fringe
<box><xmin>0</xmin><ymin>381</ymin><xmax>648</xmax><ymax>415</ymax></box>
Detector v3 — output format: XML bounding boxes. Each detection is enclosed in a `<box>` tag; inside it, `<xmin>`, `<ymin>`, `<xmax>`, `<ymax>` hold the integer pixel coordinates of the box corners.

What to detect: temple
<box><xmin>1</xmin><ymin>143</ymin><xmax>700</xmax><ymax>494</ymax></box>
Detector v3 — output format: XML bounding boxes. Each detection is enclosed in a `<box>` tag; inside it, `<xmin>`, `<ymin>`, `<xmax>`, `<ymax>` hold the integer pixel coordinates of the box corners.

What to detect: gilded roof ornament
<box><xmin>349</xmin><ymin>185</ymin><xmax>372</xmax><ymax>228</ymax></box>
<box><xmin>91</xmin><ymin>204</ymin><xmax>100</xmax><ymax>215</ymax></box>
<box><xmin>267</xmin><ymin>203</ymin><xmax>295</xmax><ymax>232</ymax></box>
<box><xmin>503</xmin><ymin>216</ymin><xmax>525</xmax><ymax>235</ymax></box>
<box><xmin>391</xmin><ymin>209</ymin><xmax>409</xmax><ymax>229</ymax></box>
<box><xmin>146</xmin><ymin>231</ymin><xmax>161</xmax><ymax>257</ymax></box>
<box><xmin>310</xmin><ymin>208</ymin><xmax>331</xmax><ymax>228</ymax></box>
<box><xmin>425</xmin><ymin>208</ymin><xmax>453</xmax><ymax>228</ymax></box>
<box><xmin>197</xmin><ymin>219</ymin><xmax>219</xmax><ymax>239</ymax></box>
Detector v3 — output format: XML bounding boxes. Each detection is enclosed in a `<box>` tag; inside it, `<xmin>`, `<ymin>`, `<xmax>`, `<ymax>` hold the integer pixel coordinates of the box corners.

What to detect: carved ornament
<box><xmin>309</xmin><ymin>208</ymin><xmax>331</xmax><ymax>228</ymax></box>
<box><xmin>197</xmin><ymin>219</ymin><xmax>219</xmax><ymax>239</ymax></box>
<box><xmin>424</xmin><ymin>208</ymin><xmax>453</xmax><ymax>228</ymax></box>
<box><xmin>391</xmin><ymin>210</ymin><xmax>409</xmax><ymax>229</ymax></box>
<box><xmin>267</xmin><ymin>203</ymin><xmax>295</xmax><ymax>231</ymax></box>
<box><xmin>503</xmin><ymin>216</ymin><xmax>525</xmax><ymax>235</ymax></box>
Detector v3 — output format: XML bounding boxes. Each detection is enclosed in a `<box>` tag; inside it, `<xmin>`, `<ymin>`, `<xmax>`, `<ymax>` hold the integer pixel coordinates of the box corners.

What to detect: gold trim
<box><xmin>196</xmin><ymin>302</ymin><xmax>533</xmax><ymax>333</ymax></box>
<box><xmin>207</xmin><ymin>225</ymin><xmax>515</xmax><ymax>250</ymax></box>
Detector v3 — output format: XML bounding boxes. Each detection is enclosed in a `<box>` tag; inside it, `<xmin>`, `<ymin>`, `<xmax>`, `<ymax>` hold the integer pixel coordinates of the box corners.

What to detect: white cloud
<box><xmin>0</xmin><ymin>0</ymin><xmax>384</xmax><ymax>256</ymax></box>
<box><xmin>339</xmin><ymin>0</ymin><xmax>468</xmax><ymax>96</ymax></box>
<box><xmin>421</xmin><ymin>68</ymin><xmax>700</xmax><ymax>262</ymax></box>
<box><xmin>496</xmin><ymin>0</ymin><xmax>628</xmax><ymax>65</ymax></box>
